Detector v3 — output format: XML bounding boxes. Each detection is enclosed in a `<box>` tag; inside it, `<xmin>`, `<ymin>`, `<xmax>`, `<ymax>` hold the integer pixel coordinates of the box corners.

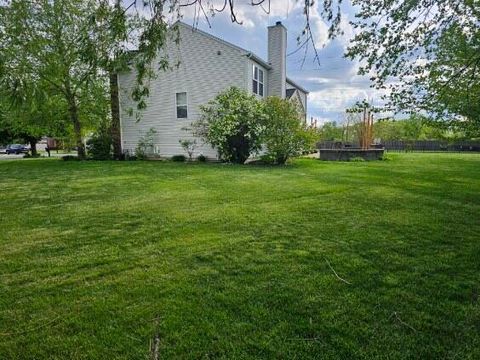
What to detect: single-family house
<box><xmin>118</xmin><ymin>21</ymin><xmax>309</xmax><ymax>159</ymax></box>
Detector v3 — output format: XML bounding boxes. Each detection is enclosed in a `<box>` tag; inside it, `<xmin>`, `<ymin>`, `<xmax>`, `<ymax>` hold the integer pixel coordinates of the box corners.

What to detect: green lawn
<box><xmin>0</xmin><ymin>153</ymin><xmax>479</xmax><ymax>359</ymax></box>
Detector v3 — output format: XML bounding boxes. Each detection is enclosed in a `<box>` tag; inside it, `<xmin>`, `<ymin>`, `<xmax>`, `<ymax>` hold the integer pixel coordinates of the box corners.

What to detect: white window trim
<box><xmin>175</xmin><ymin>92</ymin><xmax>188</xmax><ymax>119</ymax></box>
<box><xmin>252</xmin><ymin>65</ymin><xmax>264</xmax><ymax>97</ymax></box>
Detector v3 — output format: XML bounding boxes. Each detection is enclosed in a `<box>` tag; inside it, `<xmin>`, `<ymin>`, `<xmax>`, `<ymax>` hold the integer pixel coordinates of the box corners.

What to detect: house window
<box><xmin>176</xmin><ymin>92</ymin><xmax>188</xmax><ymax>118</ymax></box>
<box><xmin>252</xmin><ymin>65</ymin><xmax>264</xmax><ymax>96</ymax></box>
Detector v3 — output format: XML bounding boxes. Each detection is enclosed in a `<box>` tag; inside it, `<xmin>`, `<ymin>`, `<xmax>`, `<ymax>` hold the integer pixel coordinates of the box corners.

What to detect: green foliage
<box><xmin>318</xmin><ymin>121</ymin><xmax>344</xmax><ymax>141</ymax></box>
<box><xmin>0</xmin><ymin>87</ymin><xmax>68</xmax><ymax>154</ymax></box>
<box><xmin>321</xmin><ymin>1</ymin><xmax>480</xmax><ymax>131</ymax></box>
<box><xmin>0</xmin><ymin>0</ymin><xmax>111</xmax><ymax>158</ymax></box>
<box><xmin>380</xmin><ymin>153</ymin><xmax>394</xmax><ymax>161</ymax></box>
<box><xmin>350</xmin><ymin>157</ymin><xmax>366</xmax><ymax>162</ymax></box>
<box><xmin>171</xmin><ymin>154</ymin><xmax>186</xmax><ymax>162</ymax></box>
<box><xmin>425</xmin><ymin>25</ymin><xmax>480</xmax><ymax>135</ymax></box>
<box><xmin>23</xmin><ymin>153</ymin><xmax>42</xmax><ymax>159</ymax></box>
<box><xmin>374</xmin><ymin>115</ymin><xmax>467</xmax><ymax>142</ymax></box>
<box><xmin>179</xmin><ymin>139</ymin><xmax>197</xmax><ymax>161</ymax></box>
<box><xmin>373</xmin><ymin>119</ymin><xmax>407</xmax><ymax>141</ymax></box>
<box><xmin>196</xmin><ymin>154</ymin><xmax>207</xmax><ymax>162</ymax></box>
<box><xmin>125</xmin><ymin>154</ymin><xmax>138</xmax><ymax>161</ymax></box>
<box><xmin>135</xmin><ymin>128</ymin><xmax>157</xmax><ymax>160</ymax></box>
<box><xmin>257</xmin><ymin>154</ymin><xmax>276</xmax><ymax>165</ymax></box>
<box><xmin>319</xmin><ymin>114</ymin><xmax>471</xmax><ymax>144</ymax></box>
<box><xmin>61</xmin><ymin>155</ymin><xmax>80</xmax><ymax>161</ymax></box>
<box><xmin>193</xmin><ymin>87</ymin><xmax>265</xmax><ymax>164</ymax></box>
<box><xmin>86</xmin><ymin>128</ymin><xmax>113</xmax><ymax>160</ymax></box>
<box><xmin>262</xmin><ymin>97</ymin><xmax>317</xmax><ymax>164</ymax></box>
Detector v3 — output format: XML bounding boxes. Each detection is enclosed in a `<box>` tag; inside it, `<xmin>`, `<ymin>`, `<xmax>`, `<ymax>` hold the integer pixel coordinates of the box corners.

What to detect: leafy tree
<box><xmin>193</xmin><ymin>87</ymin><xmax>265</xmax><ymax>164</ymax></box>
<box><xmin>0</xmin><ymin>85</ymin><xmax>68</xmax><ymax>154</ymax></box>
<box><xmin>425</xmin><ymin>25</ymin><xmax>480</xmax><ymax>136</ymax></box>
<box><xmin>319</xmin><ymin>1</ymin><xmax>480</xmax><ymax>131</ymax></box>
<box><xmin>373</xmin><ymin>120</ymin><xmax>405</xmax><ymax>142</ymax></box>
<box><xmin>318</xmin><ymin>121</ymin><xmax>344</xmax><ymax>141</ymax></box>
<box><xmin>263</xmin><ymin>97</ymin><xmax>316</xmax><ymax>164</ymax></box>
<box><xmin>373</xmin><ymin>115</ymin><xmax>465</xmax><ymax>142</ymax></box>
<box><xmin>0</xmin><ymin>0</ymin><xmax>113</xmax><ymax>159</ymax></box>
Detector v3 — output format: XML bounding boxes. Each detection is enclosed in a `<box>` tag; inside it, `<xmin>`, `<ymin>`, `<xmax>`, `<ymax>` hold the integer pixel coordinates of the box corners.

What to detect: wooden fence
<box><xmin>317</xmin><ymin>140</ymin><xmax>480</xmax><ymax>152</ymax></box>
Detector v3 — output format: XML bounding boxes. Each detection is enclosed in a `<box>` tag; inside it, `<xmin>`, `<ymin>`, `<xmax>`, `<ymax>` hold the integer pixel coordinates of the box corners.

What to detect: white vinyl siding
<box><xmin>119</xmin><ymin>23</ymin><xmax>247</xmax><ymax>158</ymax></box>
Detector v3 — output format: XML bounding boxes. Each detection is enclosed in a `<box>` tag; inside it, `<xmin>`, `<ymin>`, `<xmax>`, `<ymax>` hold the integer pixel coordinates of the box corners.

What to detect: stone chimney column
<box><xmin>267</xmin><ymin>21</ymin><xmax>287</xmax><ymax>99</ymax></box>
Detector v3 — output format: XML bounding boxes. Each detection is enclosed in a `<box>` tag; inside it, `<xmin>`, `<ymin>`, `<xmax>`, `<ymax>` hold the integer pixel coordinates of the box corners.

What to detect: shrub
<box><xmin>62</xmin><ymin>155</ymin><xmax>80</xmax><ymax>161</ymax></box>
<box><xmin>136</xmin><ymin>128</ymin><xmax>157</xmax><ymax>160</ymax></box>
<box><xmin>192</xmin><ymin>87</ymin><xmax>265</xmax><ymax>164</ymax></box>
<box><xmin>259</xmin><ymin>154</ymin><xmax>276</xmax><ymax>164</ymax></box>
<box><xmin>247</xmin><ymin>154</ymin><xmax>275</xmax><ymax>165</ymax></box>
<box><xmin>124</xmin><ymin>152</ymin><xmax>137</xmax><ymax>161</ymax></box>
<box><xmin>179</xmin><ymin>139</ymin><xmax>197</xmax><ymax>161</ymax></box>
<box><xmin>350</xmin><ymin>156</ymin><xmax>365</xmax><ymax>162</ymax></box>
<box><xmin>86</xmin><ymin>131</ymin><xmax>112</xmax><ymax>160</ymax></box>
<box><xmin>196</xmin><ymin>154</ymin><xmax>207</xmax><ymax>162</ymax></box>
<box><xmin>380</xmin><ymin>152</ymin><xmax>394</xmax><ymax>161</ymax></box>
<box><xmin>23</xmin><ymin>153</ymin><xmax>41</xmax><ymax>158</ymax></box>
<box><xmin>171</xmin><ymin>154</ymin><xmax>186</xmax><ymax>162</ymax></box>
<box><xmin>262</xmin><ymin>97</ymin><xmax>317</xmax><ymax>164</ymax></box>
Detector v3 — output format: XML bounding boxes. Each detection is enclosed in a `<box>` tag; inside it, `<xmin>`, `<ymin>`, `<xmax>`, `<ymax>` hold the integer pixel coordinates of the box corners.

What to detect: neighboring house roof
<box><xmin>175</xmin><ymin>21</ymin><xmax>307</xmax><ymax>93</ymax></box>
<box><xmin>286</xmin><ymin>78</ymin><xmax>309</xmax><ymax>94</ymax></box>
<box><xmin>286</xmin><ymin>89</ymin><xmax>306</xmax><ymax>114</ymax></box>
<box><xmin>286</xmin><ymin>88</ymin><xmax>296</xmax><ymax>99</ymax></box>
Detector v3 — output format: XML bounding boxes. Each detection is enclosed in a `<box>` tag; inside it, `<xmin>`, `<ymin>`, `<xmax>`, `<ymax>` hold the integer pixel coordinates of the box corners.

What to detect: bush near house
<box><xmin>193</xmin><ymin>87</ymin><xmax>318</xmax><ymax>164</ymax></box>
<box><xmin>135</xmin><ymin>128</ymin><xmax>157</xmax><ymax>160</ymax></box>
<box><xmin>179</xmin><ymin>139</ymin><xmax>197</xmax><ymax>161</ymax></box>
<box><xmin>86</xmin><ymin>128</ymin><xmax>112</xmax><ymax>160</ymax></box>
<box><xmin>192</xmin><ymin>87</ymin><xmax>265</xmax><ymax>164</ymax></box>
<box><xmin>262</xmin><ymin>97</ymin><xmax>316</xmax><ymax>164</ymax></box>
<box><xmin>171</xmin><ymin>154</ymin><xmax>186</xmax><ymax>162</ymax></box>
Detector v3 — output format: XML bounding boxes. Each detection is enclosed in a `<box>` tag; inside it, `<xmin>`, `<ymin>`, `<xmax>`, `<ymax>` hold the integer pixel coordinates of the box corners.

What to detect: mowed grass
<box><xmin>0</xmin><ymin>153</ymin><xmax>479</xmax><ymax>359</ymax></box>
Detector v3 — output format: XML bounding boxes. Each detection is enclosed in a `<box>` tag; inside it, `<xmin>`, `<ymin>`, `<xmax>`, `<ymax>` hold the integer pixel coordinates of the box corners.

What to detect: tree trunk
<box><xmin>109</xmin><ymin>71</ymin><xmax>122</xmax><ymax>159</ymax></box>
<box><xmin>64</xmin><ymin>78</ymin><xmax>85</xmax><ymax>159</ymax></box>
<box><xmin>68</xmin><ymin>96</ymin><xmax>85</xmax><ymax>159</ymax></box>
<box><xmin>29</xmin><ymin>139</ymin><xmax>37</xmax><ymax>156</ymax></box>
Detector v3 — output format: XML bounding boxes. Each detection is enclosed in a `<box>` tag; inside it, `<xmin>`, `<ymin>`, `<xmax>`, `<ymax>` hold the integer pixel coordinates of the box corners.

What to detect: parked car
<box><xmin>6</xmin><ymin>144</ymin><xmax>29</xmax><ymax>154</ymax></box>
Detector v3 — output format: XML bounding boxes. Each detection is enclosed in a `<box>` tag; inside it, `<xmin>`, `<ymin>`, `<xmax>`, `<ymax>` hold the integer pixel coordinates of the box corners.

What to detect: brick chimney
<box><xmin>267</xmin><ymin>21</ymin><xmax>287</xmax><ymax>98</ymax></box>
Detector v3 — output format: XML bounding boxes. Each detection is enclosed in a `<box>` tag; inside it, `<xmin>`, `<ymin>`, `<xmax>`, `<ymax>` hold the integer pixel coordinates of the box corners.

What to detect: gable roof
<box><xmin>177</xmin><ymin>22</ymin><xmax>273</xmax><ymax>69</ymax></box>
<box><xmin>175</xmin><ymin>21</ymin><xmax>307</xmax><ymax>92</ymax></box>
<box><xmin>176</xmin><ymin>21</ymin><xmax>248</xmax><ymax>54</ymax></box>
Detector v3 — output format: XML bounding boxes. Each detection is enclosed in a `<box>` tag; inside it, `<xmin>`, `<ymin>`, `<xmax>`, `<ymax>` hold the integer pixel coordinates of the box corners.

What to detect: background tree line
<box><xmin>318</xmin><ymin>115</ymin><xmax>473</xmax><ymax>144</ymax></box>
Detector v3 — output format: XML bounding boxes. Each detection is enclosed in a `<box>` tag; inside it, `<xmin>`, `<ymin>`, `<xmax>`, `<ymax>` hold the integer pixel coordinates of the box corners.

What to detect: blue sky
<box><xmin>176</xmin><ymin>0</ymin><xmax>392</xmax><ymax>125</ymax></box>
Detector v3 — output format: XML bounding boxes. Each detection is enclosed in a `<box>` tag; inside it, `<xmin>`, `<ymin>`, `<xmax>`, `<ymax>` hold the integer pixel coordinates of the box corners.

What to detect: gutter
<box><xmin>245</xmin><ymin>53</ymin><xmax>272</xmax><ymax>70</ymax></box>
<box><xmin>286</xmin><ymin>77</ymin><xmax>309</xmax><ymax>94</ymax></box>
